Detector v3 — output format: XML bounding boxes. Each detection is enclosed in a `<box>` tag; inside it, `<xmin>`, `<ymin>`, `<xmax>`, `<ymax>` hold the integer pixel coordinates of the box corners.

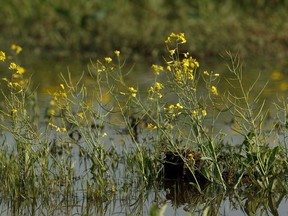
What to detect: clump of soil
<box><xmin>163</xmin><ymin>149</ymin><xmax>206</xmax><ymax>183</ymax></box>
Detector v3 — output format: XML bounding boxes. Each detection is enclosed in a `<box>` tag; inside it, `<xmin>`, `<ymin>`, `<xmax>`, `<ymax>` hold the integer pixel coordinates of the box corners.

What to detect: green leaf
<box><xmin>201</xmin><ymin>156</ymin><xmax>213</xmax><ymax>161</ymax></box>
<box><xmin>150</xmin><ymin>204</ymin><xmax>167</xmax><ymax>216</ymax></box>
<box><xmin>267</xmin><ymin>146</ymin><xmax>279</xmax><ymax>171</ymax></box>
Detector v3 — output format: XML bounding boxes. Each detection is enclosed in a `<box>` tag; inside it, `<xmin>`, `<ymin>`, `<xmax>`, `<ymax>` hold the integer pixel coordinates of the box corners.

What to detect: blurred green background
<box><xmin>1</xmin><ymin>0</ymin><xmax>288</xmax><ymax>60</ymax></box>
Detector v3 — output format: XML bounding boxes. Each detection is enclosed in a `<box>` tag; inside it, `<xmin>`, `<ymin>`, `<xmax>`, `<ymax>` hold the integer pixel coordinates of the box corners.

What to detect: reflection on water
<box><xmin>1</xmin><ymin>171</ymin><xmax>287</xmax><ymax>216</ymax></box>
<box><xmin>25</xmin><ymin>56</ymin><xmax>156</xmax><ymax>108</ymax></box>
<box><xmin>24</xmin><ymin>54</ymin><xmax>288</xmax><ymax>106</ymax></box>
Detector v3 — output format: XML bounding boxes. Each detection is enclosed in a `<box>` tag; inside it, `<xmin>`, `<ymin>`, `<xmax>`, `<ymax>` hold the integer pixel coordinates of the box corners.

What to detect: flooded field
<box><xmin>1</xmin><ymin>42</ymin><xmax>288</xmax><ymax>216</ymax></box>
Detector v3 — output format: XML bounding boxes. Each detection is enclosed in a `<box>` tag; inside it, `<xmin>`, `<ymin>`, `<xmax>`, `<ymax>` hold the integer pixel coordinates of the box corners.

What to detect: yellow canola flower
<box><xmin>111</xmin><ymin>185</ymin><xmax>116</xmax><ymax>193</ymax></box>
<box><xmin>49</xmin><ymin>122</ymin><xmax>57</xmax><ymax>128</ymax></box>
<box><xmin>0</xmin><ymin>51</ymin><xmax>6</xmax><ymax>61</ymax></box>
<box><xmin>16</xmin><ymin>65</ymin><xmax>25</xmax><ymax>74</ymax></box>
<box><xmin>164</xmin><ymin>103</ymin><xmax>183</xmax><ymax>116</ymax></box>
<box><xmin>210</xmin><ymin>86</ymin><xmax>219</xmax><ymax>96</ymax></box>
<box><xmin>151</xmin><ymin>64</ymin><xmax>163</xmax><ymax>75</ymax></box>
<box><xmin>49</xmin><ymin>109</ymin><xmax>56</xmax><ymax>116</ymax></box>
<box><xmin>9</xmin><ymin>62</ymin><xmax>17</xmax><ymax>70</ymax></box>
<box><xmin>11</xmin><ymin>44</ymin><xmax>22</xmax><ymax>54</ymax></box>
<box><xmin>183</xmin><ymin>57</ymin><xmax>199</xmax><ymax>69</ymax></box>
<box><xmin>175</xmin><ymin>103</ymin><xmax>183</xmax><ymax>109</ymax></box>
<box><xmin>148</xmin><ymin>86</ymin><xmax>154</xmax><ymax>94</ymax></box>
<box><xmin>188</xmin><ymin>153</ymin><xmax>194</xmax><ymax>160</ymax></box>
<box><xmin>183</xmin><ymin>52</ymin><xmax>189</xmax><ymax>58</ymax></box>
<box><xmin>7</xmin><ymin>82</ymin><xmax>13</xmax><ymax>88</ymax></box>
<box><xmin>147</xmin><ymin>123</ymin><xmax>157</xmax><ymax>129</ymax></box>
<box><xmin>157</xmin><ymin>93</ymin><xmax>163</xmax><ymax>98</ymax></box>
<box><xmin>279</xmin><ymin>81</ymin><xmax>288</xmax><ymax>91</ymax></box>
<box><xmin>60</xmin><ymin>92</ymin><xmax>67</xmax><ymax>98</ymax></box>
<box><xmin>165</xmin><ymin>32</ymin><xmax>187</xmax><ymax>44</ymax></box>
<box><xmin>77</xmin><ymin>112</ymin><xmax>84</xmax><ymax>120</ymax></box>
<box><xmin>11</xmin><ymin>82</ymin><xmax>20</xmax><ymax>88</ymax></box>
<box><xmin>7</xmin><ymin>62</ymin><xmax>25</xmax><ymax>74</ymax></box>
<box><xmin>114</xmin><ymin>50</ymin><xmax>120</xmax><ymax>57</ymax></box>
<box><xmin>204</xmin><ymin>71</ymin><xmax>209</xmax><ymax>76</ymax></box>
<box><xmin>271</xmin><ymin>70</ymin><xmax>283</xmax><ymax>81</ymax></box>
<box><xmin>50</xmin><ymin>100</ymin><xmax>56</xmax><ymax>106</ymax></box>
<box><xmin>201</xmin><ymin>110</ymin><xmax>207</xmax><ymax>117</ymax></box>
<box><xmin>167</xmin><ymin>124</ymin><xmax>174</xmax><ymax>130</ymax></box>
<box><xmin>167</xmin><ymin>65</ymin><xmax>171</xmax><ymax>71</ymax></box>
<box><xmin>167</xmin><ymin>104</ymin><xmax>175</xmax><ymax>110</ymax></box>
<box><xmin>49</xmin><ymin>124</ymin><xmax>66</xmax><ymax>133</ymax></box>
<box><xmin>169</xmin><ymin>49</ymin><xmax>176</xmax><ymax>55</ymax></box>
<box><xmin>148</xmin><ymin>84</ymin><xmax>163</xmax><ymax>99</ymax></box>
<box><xmin>154</xmin><ymin>82</ymin><xmax>164</xmax><ymax>90</ymax></box>
<box><xmin>178</xmin><ymin>33</ymin><xmax>187</xmax><ymax>44</ymax></box>
<box><xmin>128</xmin><ymin>87</ymin><xmax>137</xmax><ymax>97</ymax></box>
<box><xmin>105</xmin><ymin>57</ymin><xmax>112</xmax><ymax>63</ymax></box>
<box><xmin>128</xmin><ymin>87</ymin><xmax>137</xmax><ymax>93</ymax></box>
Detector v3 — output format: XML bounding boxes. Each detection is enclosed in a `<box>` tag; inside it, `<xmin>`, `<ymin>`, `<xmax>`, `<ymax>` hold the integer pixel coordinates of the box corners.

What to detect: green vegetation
<box><xmin>1</xmin><ymin>1</ymin><xmax>288</xmax><ymax>59</ymax></box>
<box><xmin>1</xmin><ymin>33</ymin><xmax>288</xmax><ymax>215</ymax></box>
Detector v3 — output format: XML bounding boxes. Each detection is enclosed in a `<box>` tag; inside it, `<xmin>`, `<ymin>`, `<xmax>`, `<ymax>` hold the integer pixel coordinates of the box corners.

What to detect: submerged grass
<box><xmin>1</xmin><ymin>35</ymin><xmax>288</xmax><ymax>215</ymax></box>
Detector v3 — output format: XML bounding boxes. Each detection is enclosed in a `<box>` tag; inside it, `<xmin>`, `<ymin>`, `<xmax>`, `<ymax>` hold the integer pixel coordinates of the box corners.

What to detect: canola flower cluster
<box><xmin>0</xmin><ymin>51</ymin><xmax>6</xmax><ymax>61</ymax></box>
<box><xmin>48</xmin><ymin>84</ymin><xmax>68</xmax><ymax>117</ymax></box>
<box><xmin>53</xmin><ymin>84</ymin><xmax>68</xmax><ymax>103</ymax></box>
<box><xmin>166</xmin><ymin>54</ymin><xmax>200</xmax><ymax>85</ymax></box>
<box><xmin>149</xmin><ymin>65</ymin><xmax>165</xmax><ymax>99</ymax></box>
<box><xmin>47</xmin><ymin>83</ymin><xmax>70</xmax><ymax>133</ymax></box>
<box><xmin>148</xmin><ymin>81</ymin><xmax>164</xmax><ymax>99</ymax></box>
<box><xmin>93</xmin><ymin>51</ymin><xmax>119</xmax><ymax>74</ymax></box>
<box><xmin>210</xmin><ymin>86</ymin><xmax>219</xmax><ymax>96</ymax></box>
<box><xmin>203</xmin><ymin>70</ymin><xmax>220</xmax><ymax>96</ymax></box>
<box><xmin>11</xmin><ymin>44</ymin><xmax>22</xmax><ymax>54</ymax></box>
<box><xmin>48</xmin><ymin>122</ymin><xmax>67</xmax><ymax>133</ymax></box>
<box><xmin>164</xmin><ymin>33</ymin><xmax>200</xmax><ymax>86</ymax></box>
<box><xmin>192</xmin><ymin>109</ymin><xmax>207</xmax><ymax>118</ymax></box>
<box><xmin>91</xmin><ymin>50</ymin><xmax>140</xmax><ymax>99</ymax></box>
<box><xmin>8</xmin><ymin>62</ymin><xmax>25</xmax><ymax>75</ymax></box>
<box><xmin>95</xmin><ymin>59</ymin><xmax>111</xmax><ymax>73</ymax></box>
<box><xmin>0</xmin><ymin>44</ymin><xmax>29</xmax><ymax>117</ymax></box>
<box><xmin>48</xmin><ymin>83</ymin><xmax>82</xmax><ymax>133</ymax></box>
<box><xmin>147</xmin><ymin>33</ymin><xmax>219</xmax><ymax>129</ymax></box>
<box><xmin>165</xmin><ymin>32</ymin><xmax>187</xmax><ymax>44</ymax></box>
<box><xmin>164</xmin><ymin>102</ymin><xmax>184</xmax><ymax>119</ymax></box>
<box><xmin>128</xmin><ymin>87</ymin><xmax>137</xmax><ymax>98</ymax></box>
<box><xmin>147</xmin><ymin>123</ymin><xmax>157</xmax><ymax>129</ymax></box>
<box><xmin>165</xmin><ymin>33</ymin><xmax>220</xmax><ymax>97</ymax></box>
<box><xmin>1</xmin><ymin>44</ymin><xmax>27</xmax><ymax>91</ymax></box>
<box><xmin>151</xmin><ymin>64</ymin><xmax>164</xmax><ymax>76</ymax></box>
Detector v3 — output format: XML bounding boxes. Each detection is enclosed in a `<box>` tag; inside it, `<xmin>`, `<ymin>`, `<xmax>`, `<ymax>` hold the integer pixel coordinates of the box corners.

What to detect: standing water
<box><xmin>1</xmin><ymin>51</ymin><xmax>288</xmax><ymax>216</ymax></box>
